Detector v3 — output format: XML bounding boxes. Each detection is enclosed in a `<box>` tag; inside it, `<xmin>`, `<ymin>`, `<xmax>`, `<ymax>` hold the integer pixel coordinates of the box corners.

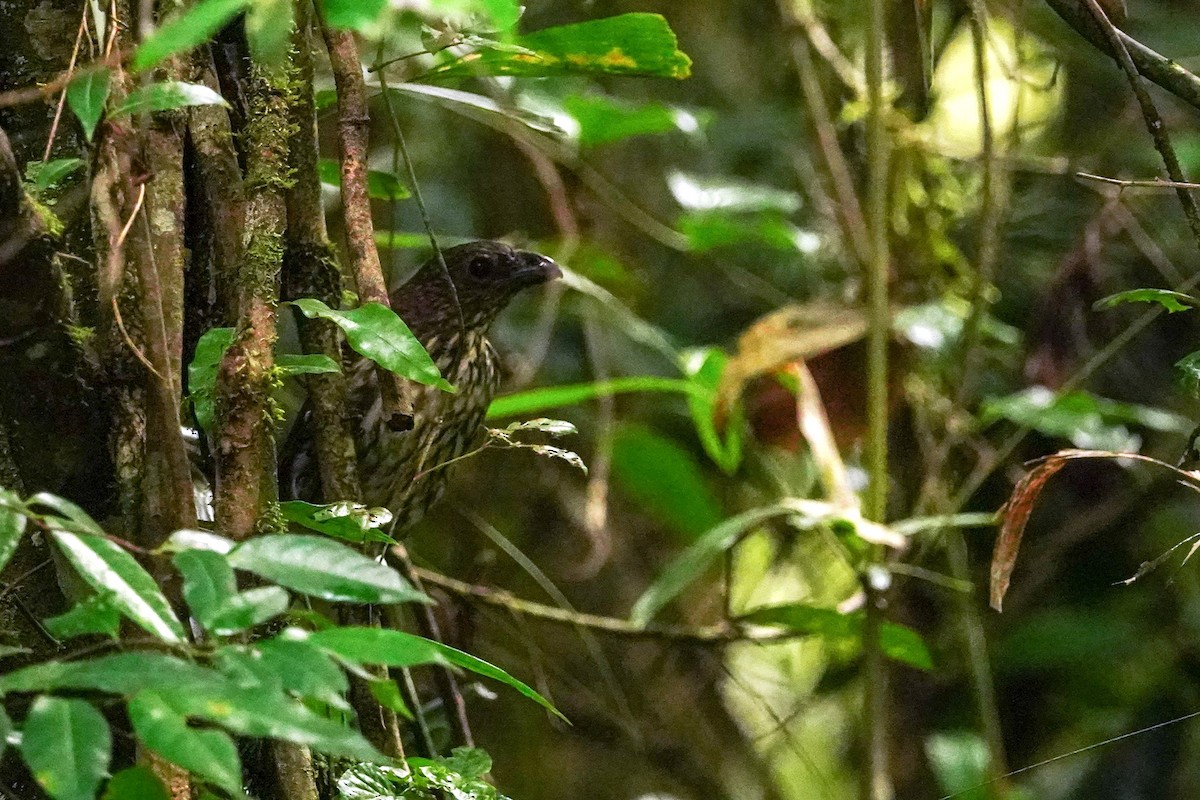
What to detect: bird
<box><xmin>344</xmin><ymin>240</ymin><xmax>561</xmax><ymax>530</ymax></box>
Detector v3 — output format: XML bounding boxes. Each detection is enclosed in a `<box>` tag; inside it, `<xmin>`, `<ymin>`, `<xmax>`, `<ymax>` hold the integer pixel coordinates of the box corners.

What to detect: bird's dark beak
<box><xmin>514</xmin><ymin>252</ymin><xmax>562</xmax><ymax>287</ymax></box>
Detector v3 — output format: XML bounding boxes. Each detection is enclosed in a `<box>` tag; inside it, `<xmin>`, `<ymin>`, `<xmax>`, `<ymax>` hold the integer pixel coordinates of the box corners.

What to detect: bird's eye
<box><xmin>468</xmin><ymin>256</ymin><xmax>493</xmax><ymax>280</ymax></box>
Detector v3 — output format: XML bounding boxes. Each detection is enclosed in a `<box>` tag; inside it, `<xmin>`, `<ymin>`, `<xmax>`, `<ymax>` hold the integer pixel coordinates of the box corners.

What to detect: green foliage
<box><xmin>109</xmin><ymin>82</ymin><xmax>229</xmax><ymax>118</ymax></box>
<box><xmin>424</xmin><ymin>13</ymin><xmax>692</xmax><ymax>80</ymax></box>
<box><xmin>131</xmin><ymin>0</ymin><xmax>251</xmax><ymax>72</ymax></box>
<box><xmin>740</xmin><ymin>604</ymin><xmax>933</xmax><ymax>671</ymax></box>
<box><xmin>101</xmin><ymin>768</ymin><xmax>168</xmax><ymax>800</ymax></box>
<box><xmin>562</xmin><ymin>93</ymin><xmax>689</xmax><ymax>147</ymax></box>
<box><xmin>1094</xmin><ymin>288</ymin><xmax>1200</xmax><ymax>313</ymax></box>
<box><xmin>23</xmin><ymin>159</ymin><xmax>86</xmax><ymax>199</ymax></box>
<box><xmin>611</xmin><ymin>424</ymin><xmax>722</xmax><ymax>540</ymax></box>
<box><xmin>289</xmin><ymin>299</ymin><xmax>455</xmax><ymax>392</ymax></box>
<box><xmin>245</xmin><ymin>0</ymin><xmax>294</xmax><ymax>67</ymax></box>
<box><xmin>0</xmin><ymin>488</ymin><xmax>557</xmax><ymax>798</ymax></box>
<box><xmin>279</xmin><ymin>500</ymin><xmax>396</xmax><ymax>545</ymax></box>
<box><xmin>337</xmin><ymin>749</ymin><xmax>511</xmax><ymax>800</ymax></box>
<box><xmin>980</xmin><ymin>387</ymin><xmax>1189</xmax><ymax>450</ymax></box>
<box><xmin>21</xmin><ymin>697</ymin><xmax>111</xmax><ymax>800</ymax></box>
<box><xmin>65</xmin><ymin>68</ymin><xmax>111</xmax><ymax>142</ymax></box>
<box><xmin>318</xmin><ymin>158</ymin><xmax>411</xmax><ymax>200</ymax></box>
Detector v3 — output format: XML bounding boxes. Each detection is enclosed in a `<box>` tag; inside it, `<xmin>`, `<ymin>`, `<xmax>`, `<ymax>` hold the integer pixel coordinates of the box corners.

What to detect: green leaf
<box><xmin>487</xmin><ymin>376</ymin><xmax>699</xmax><ymax>419</ymax></box>
<box><xmin>276</xmin><ymin>353</ymin><xmax>342</xmax><ymax>376</ymax></box>
<box><xmin>0</xmin><ymin>652</ymin><xmax>222</xmax><ymax>696</ymax></box>
<box><xmin>1177</xmin><ymin>350</ymin><xmax>1200</xmax><ymax>399</ymax></box>
<box><xmin>740</xmin><ymin>604</ymin><xmax>935</xmax><ymax>671</ymax></box>
<box><xmin>681</xmin><ymin>347</ymin><xmax>743</xmax><ymax>473</ymax></box>
<box><xmin>0</xmin><ymin>493</ymin><xmax>27</xmax><ymax>577</ymax></box>
<box><xmin>368</xmin><ymin>679</ymin><xmax>412</xmax><ymax>718</ymax></box>
<box><xmin>20</xmin><ymin>697</ymin><xmax>111</xmax><ymax>800</ymax></box>
<box><xmin>25</xmin><ymin>159</ymin><xmax>87</xmax><ymax>196</ymax></box>
<box><xmin>110</xmin><ymin>81</ymin><xmax>229</xmax><ymax>118</ymax></box>
<box><xmin>1094</xmin><ymin>288</ymin><xmax>1200</xmax><ymax>313</ymax></box>
<box><xmin>279</xmin><ymin>501</ymin><xmax>396</xmax><ymax>545</ymax></box>
<box><xmin>49</xmin><ymin>529</ymin><xmax>186</xmax><ymax>642</ymax></box>
<box><xmin>562</xmin><ymin>94</ymin><xmax>686</xmax><ymax>146</ymax></box>
<box><xmin>308</xmin><ymin>627</ymin><xmax>566</xmax><ymax>720</ymax></box>
<box><xmin>66</xmin><ymin>68</ymin><xmax>111</xmax><ymax>143</ymax></box>
<box><xmin>980</xmin><ymin>387</ymin><xmax>1190</xmax><ymax>450</ymax></box>
<box><xmin>317</xmin><ymin>159</ymin><xmax>411</xmax><ymax>200</ymax></box>
<box><xmin>227</xmin><ymin>535</ymin><xmax>429</xmax><ymax>604</ymax></box>
<box><xmin>129</xmin><ymin>691</ymin><xmax>243</xmax><ymax>796</ymax></box>
<box><xmin>28</xmin><ymin>492</ymin><xmax>105</xmax><ymax>535</ymax></box>
<box><xmin>289</xmin><ymin>299</ymin><xmax>453</xmax><ymax>391</ymax></box>
<box><xmin>148</xmin><ymin>681</ymin><xmax>382</xmax><ymax>762</ymax></box>
<box><xmin>611</xmin><ymin>424</ymin><xmax>722</xmax><ymax>540</ymax></box>
<box><xmin>132</xmin><ymin>0</ymin><xmax>251</xmax><ymax>72</ymax></box>
<box><xmin>631</xmin><ymin>504</ymin><xmax>804</xmax><ymax>625</ymax></box>
<box><xmin>43</xmin><ymin>594</ymin><xmax>121</xmax><ymax>640</ymax></box>
<box><xmin>319</xmin><ymin>0</ymin><xmax>386</xmax><ymax>32</ymax></box>
<box><xmin>205</xmin><ymin>586</ymin><xmax>291</xmax><ymax>635</ymax></box>
<box><xmin>167</xmin><ymin>528</ymin><xmax>236</xmax><ymax>555</ymax></box>
<box><xmin>175</xmin><ymin>549</ymin><xmax>236</xmax><ymax>626</ymax></box>
<box><xmin>925</xmin><ymin>732</ymin><xmax>990</xmax><ymax>800</ymax></box>
<box><xmin>222</xmin><ymin>637</ymin><xmax>350</xmax><ymax>709</ymax></box>
<box><xmin>382</xmin><ymin>84</ymin><xmax>564</xmax><ymax>135</ymax></box>
<box><xmin>245</xmin><ymin>0</ymin><xmax>294</xmax><ymax>67</ymax></box>
<box><xmin>188</xmin><ymin>327</ymin><xmax>235</xmax><ymax>434</ymax></box>
<box><xmin>101</xmin><ymin>767</ymin><xmax>169</xmax><ymax>800</ymax></box>
<box><xmin>678</xmin><ymin>210</ymin><xmax>813</xmax><ymax>252</ymax></box>
<box><xmin>424</xmin><ymin>13</ymin><xmax>692</xmax><ymax>80</ymax></box>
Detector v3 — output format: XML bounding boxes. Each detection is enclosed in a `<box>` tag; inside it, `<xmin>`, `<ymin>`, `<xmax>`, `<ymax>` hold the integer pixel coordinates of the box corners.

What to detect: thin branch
<box><xmin>1076</xmin><ymin>171</ymin><xmax>1200</xmax><ymax>192</ymax></box>
<box><xmin>319</xmin><ymin>24</ymin><xmax>414</xmax><ymax>431</ymax></box>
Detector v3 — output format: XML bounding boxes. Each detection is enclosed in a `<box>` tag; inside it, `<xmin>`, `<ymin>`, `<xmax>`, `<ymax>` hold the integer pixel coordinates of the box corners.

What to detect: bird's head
<box><xmin>392</xmin><ymin>241</ymin><xmax>561</xmax><ymax>337</ymax></box>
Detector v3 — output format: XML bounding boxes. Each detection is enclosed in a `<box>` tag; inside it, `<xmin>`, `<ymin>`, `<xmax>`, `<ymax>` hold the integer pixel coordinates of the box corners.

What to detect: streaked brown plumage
<box><xmin>347</xmin><ymin>241</ymin><xmax>560</xmax><ymax>529</ymax></box>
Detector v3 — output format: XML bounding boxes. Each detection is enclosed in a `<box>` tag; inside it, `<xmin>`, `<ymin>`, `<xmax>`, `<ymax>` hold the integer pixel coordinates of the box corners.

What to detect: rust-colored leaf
<box><xmin>990</xmin><ymin>455</ymin><xmax>1067</xmax><ymax>611</ymax></box>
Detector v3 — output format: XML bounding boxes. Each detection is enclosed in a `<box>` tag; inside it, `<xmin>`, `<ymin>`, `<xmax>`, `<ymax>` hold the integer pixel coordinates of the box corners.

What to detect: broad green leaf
<box><xmin>279</xmin><ymin>501</ymin><xmax>396</xmax><ymax>545</ymax></box>
<box><xmin>0</xmin><ymin>652</ymin><xmax>222</xmax><ymax>696</ymax></box>
<box><xmin>381</xmin><ymin>84</ymin><xmax>563</xmax><ymax>135</ymax></box>
<box><xmin>129</xmin><ymin>691</ymin><xmax>242</xmax><ymax>796</ymax></box>
<box><xmin>132</xmin><ymin>0</ymin><xmax>251</xmax><ymax>72</ymax></box>
<box><xmin>227</xmin><ymin>534</ymin><xmax>429</xmax><ymax>604</ymax></box>
<box><xmin>563</xmin><ymin>94</ymin><xmax>685</xmax><ymax>147</ymax></box>
<box><xmin>245</xmin><ymin>0</ymin><xmax>294</xmax><ymax>67</ymax></box>
<box><xmin>28</xmin><ymin>492</ymin><xmax>105</xmax><ymax>535</ymax></box>
<box><xmin>319</xmin><ymin>0</ymin><xmax>386</xmax><ymax>32</ymax></box>
<box><xmin>668</xmin><ymin>171</ymin><xmax>802</xmax><ymax>214</ymax></box>
<box><xmin>66</xmin><ymin>68</ymin><xmax>111</xmax><ymax>142</ymax></box>
<box><xmin>740</xmin><ymin>604</ymin><xmax>934</xmax><ymax>671</ymax></box>
<box><xmin>101</xmin><ymin>767</ymin><xmax>169</xmax><ymax>800</ymax></box>
<box><xmin>205</xmin><ymin>586</ymin><xmax>291</xmax><ymax>635</ymax></box>
<box><xmin>1094</xmin><ymin>288</ymin><xmax>1200</xmax><ymax>313</ymax></box>
<box><xmin>110</xmin><ymin>81</ymin><xmax>229</xmax><ymax>118</ymax></box>
<box><xmin>308</xmin><ymin>627</ymin><xmax>565</xmax><ymax>720</ymax></box>
<box><xmin>167</xmin><ymin>528</ymin><xmax>236</xmax><ymax>555</ymax></box>
<box><xmin>368</xmin><ymin>678</ymin><xmax>411</xmax><ymax>718</ymax></box>
<box><xmin>276</xmin><ymin>353</ymin><xmax>342</xmax><ymax>376</ymax></box>
<box><xmin>21</xmin><ymin>697</ymin><xmax>111</xmax><ymax>800</ymax></box>
<box><xmin>424</xmin><ymin>13</ymin><xmax>692</xmax><ymax>80</ymax></box>
<box><xmin>289</xmin><ymin>299</ymin><xmax>453</xmax><ymax>391</ymax></box>
<box><xmin>980</xmin><ymin>387</ymin><xmax>1189</xmax><ymax>450</ymax></box>
<box><xmin>149</xmin><ymin>681</ymin><xmax>382</xmax><ymax>761</ymax></box>
<box><xmin>611</xmin><ymin>425</ymin><xmax>722</xmax><ymax>541</ymax></box>
<box><xmin>681</xmin><ymin>347</ymin><xmax>742</xmax><ymax>473</ymax></box>
<box><xmin>24</xmin><ymin>159</ymin><xmax>87</xmax><ymax>196</ymax></box>
<box><xmin>50</xmin><ymin>530</ymin><xmax>185</xmax><ymax>642</ymax></box>
<box><xmin>43</xmin><ymin>594</ymin><xmax>121</xmax><ymax>640</ymax></box>
<box><xmin>174</xmin><ymin>549</ymin><xmax>237</xmax><ymax>625</ymax></box>
<box><xmin>188</xmin><ymin>327</ymin><xmax>235</xmax><ymax>434</ymax></box>
<box><xmin>338</xmin><ymin>751</ymin><xmax>511</xmax><ymax>800</ymax></box>
<box><xmin>1177</xmin><ymin>350</ymin><xmax>1200</xmax><ymax>399</ymax></box>
<box><xmin>678</xmin><ymin>210</ymin><xmax>814</xmax><ymax>252</ymax></box>
<box><xmin>477</xmin><ymin>0</ymin><xmax>521</xmax><ymax>29</ymax></box>
<box><xmin>487</xmin><ymin>376</ymin><xmax>699</xmax><ymax>419</ymax></box>
<box><xmin>631</xmin><ymin>504</ymin><xmax>805</xmax><ymax>625</ymax></box>
<box><xmin>318</xmin><ymin>159</ymin><xmax>410</xmax><ymax>200</ymax></box>
<box><xmin>0</xmin><ymin>494</ymin><xmax>27</xmax><ymax>577</ymax></box>
<box><xmin>220</xmin><ymin>638</ymin><xmax>350</xmax><ymax>709</ymax></box>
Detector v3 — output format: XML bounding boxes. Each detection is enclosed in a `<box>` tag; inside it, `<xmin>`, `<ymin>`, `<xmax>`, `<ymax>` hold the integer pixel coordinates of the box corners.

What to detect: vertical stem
<box><xmin>864</xmin><ymin>0</ymin><xmax>892</xmax><ymax>798</ymax></box>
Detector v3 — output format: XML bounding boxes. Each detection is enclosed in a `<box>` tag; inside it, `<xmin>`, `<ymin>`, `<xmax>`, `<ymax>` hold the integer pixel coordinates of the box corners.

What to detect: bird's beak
<box><xmin>514</xmin><ymin>252</ymin><xmax>563</xmax><ymax>287</ymax></box>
